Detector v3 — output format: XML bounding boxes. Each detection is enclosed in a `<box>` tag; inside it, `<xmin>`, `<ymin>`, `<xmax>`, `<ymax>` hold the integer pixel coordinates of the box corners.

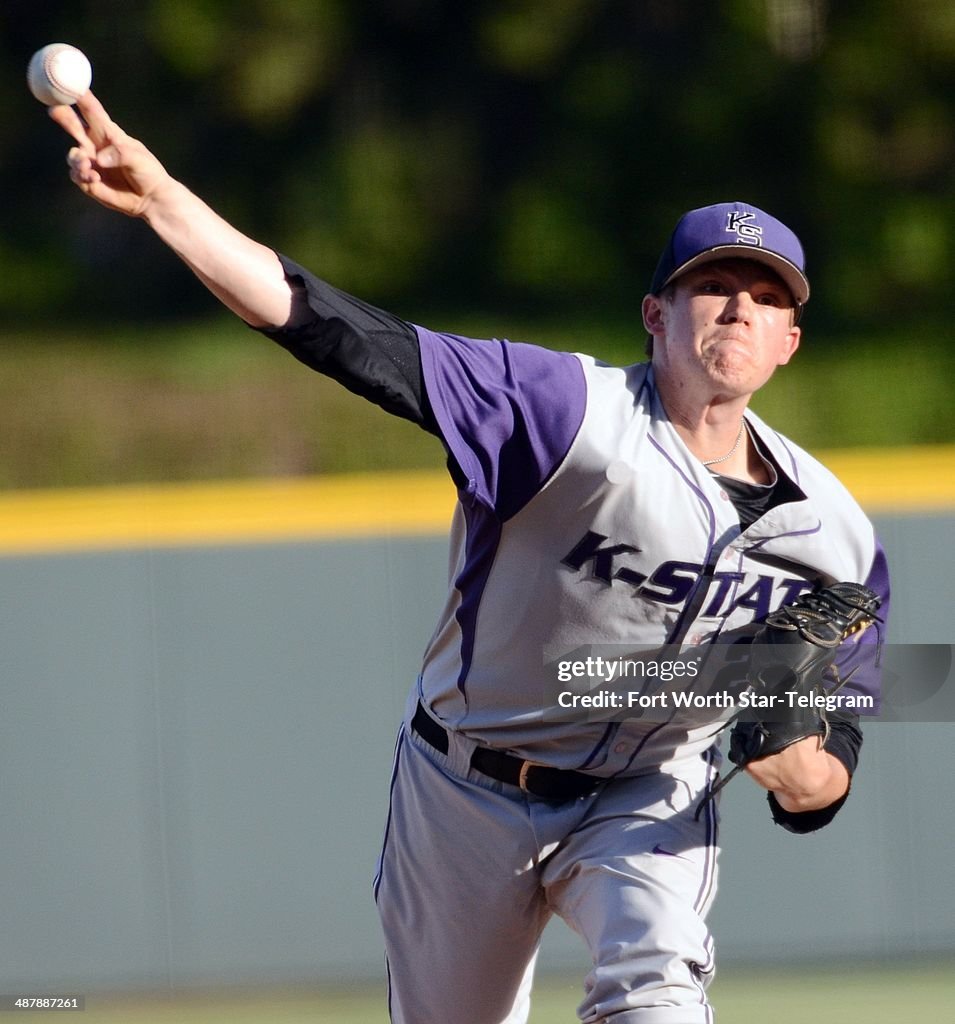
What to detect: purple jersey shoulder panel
<box><xmin>865</xmin><ymin>538</ymin><xmax>891</xmax><ymax>616</ymax></box>
<box><xmin>834</xmin><ymin>538</ymin><xmax>891</xmax><ymax>711</ymax></box>
<box><xmin>415</xmin><ymin>326</ymin><xmax>587</xmax><ymax>519</ymax></box>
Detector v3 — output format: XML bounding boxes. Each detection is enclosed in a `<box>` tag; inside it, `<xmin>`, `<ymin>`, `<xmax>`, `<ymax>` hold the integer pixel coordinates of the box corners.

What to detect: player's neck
<box><xmin>663</xmin><ymin>391</ymin><xmax>744</xmax><ymax>453</ymax></box>
<box><xmin>667</xmin><ymin>409</ymin><xmax>772</xmax><ymax>485</ymax></box>
<box><xmin>707</xmin><ymin>430</ymin><xmax>774</xmax><ymax>485</ymax></box>
<box><xmin>654</xmin><ymin>374</ymin><xmax>774</xmax><ymax>483</ymax></box>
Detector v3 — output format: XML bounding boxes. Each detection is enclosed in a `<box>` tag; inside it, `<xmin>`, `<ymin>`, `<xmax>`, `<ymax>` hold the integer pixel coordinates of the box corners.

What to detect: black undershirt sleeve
<box><xmin>254</xmin><ymin>253</ymin><xmax>440</xmax><ymax>435</ymax></box>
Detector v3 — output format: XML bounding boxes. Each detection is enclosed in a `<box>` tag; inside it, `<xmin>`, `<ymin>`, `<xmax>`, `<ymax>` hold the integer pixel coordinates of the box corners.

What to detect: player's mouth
<box><xmin>705</xmin><ymin>332</ymin><xmax>752</xmax><ymax>356</ymax></box>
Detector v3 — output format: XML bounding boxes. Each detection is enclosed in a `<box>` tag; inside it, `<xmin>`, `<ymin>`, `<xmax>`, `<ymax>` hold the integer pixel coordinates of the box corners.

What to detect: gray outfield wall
<box><xmin>0</xmin><ymin>512</ymin><xmax>953</xmax><ymax>992</ymax></box>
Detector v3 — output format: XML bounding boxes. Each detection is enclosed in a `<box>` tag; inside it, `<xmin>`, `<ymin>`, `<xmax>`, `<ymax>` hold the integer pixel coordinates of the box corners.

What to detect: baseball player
<box><xmin>51</xmin><ymin>93</ymin><xmax>889</xmax><ymax>1024</ymax></box>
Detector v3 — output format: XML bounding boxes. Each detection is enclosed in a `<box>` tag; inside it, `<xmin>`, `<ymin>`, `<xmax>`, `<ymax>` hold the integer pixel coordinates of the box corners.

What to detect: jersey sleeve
<box><xmin>415</xmin><ymin>325</ymin><xmax>587</xmax><ymax>520</ymax></box>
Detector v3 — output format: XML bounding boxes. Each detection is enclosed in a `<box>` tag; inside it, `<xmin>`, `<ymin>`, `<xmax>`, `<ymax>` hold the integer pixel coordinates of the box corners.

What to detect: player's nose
<box><xmin>718</xmin><ymin>289</ymin><xmax>755</xmax><ymax>324</ymax></box>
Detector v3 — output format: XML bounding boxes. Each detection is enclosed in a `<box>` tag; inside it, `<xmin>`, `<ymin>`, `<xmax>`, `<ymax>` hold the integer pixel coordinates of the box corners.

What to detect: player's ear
<box><xmin>642</xmin><ymin>294</ymin><xmax>666</xmax><ymax>338</ymax></box>
<box><xmin>777</xmin><ymin>324</ymin><xmax>801</xmax><ymax>366</ymax></box>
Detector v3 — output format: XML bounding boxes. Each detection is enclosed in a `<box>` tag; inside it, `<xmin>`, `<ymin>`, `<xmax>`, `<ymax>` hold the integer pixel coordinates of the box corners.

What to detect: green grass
<box><xmin>708</xmin><ymin>961</ymin><xmax>955</xmax><ymax>1023</ymax></box>
<box><xmin>0</xmin><ymin>315</ymin><xmax>953</xmax><ymax>490</ymax></box>
<box><xmin>60</xmin><ymin>961</ymin><xmax>954</xmax><ymax>1023</ymax></box>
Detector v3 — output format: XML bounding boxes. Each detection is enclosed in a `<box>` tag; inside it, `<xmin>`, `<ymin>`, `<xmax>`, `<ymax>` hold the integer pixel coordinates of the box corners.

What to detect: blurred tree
<box><xmin>809</xmin><ymin>0</ymin><xmax>955</xmax><ymax>326</ymax></box>
<box><xmin>1</xmin><ymin>0</ymin><xmax>952</xmax><ymax>331</ymax></box>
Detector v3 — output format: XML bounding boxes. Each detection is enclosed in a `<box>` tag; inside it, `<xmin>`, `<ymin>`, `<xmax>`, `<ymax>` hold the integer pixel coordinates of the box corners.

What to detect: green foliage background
<box><xmin>2</xmin><ymin>0</ymin><xmax>954</xmax><ymax>487</ymax></box>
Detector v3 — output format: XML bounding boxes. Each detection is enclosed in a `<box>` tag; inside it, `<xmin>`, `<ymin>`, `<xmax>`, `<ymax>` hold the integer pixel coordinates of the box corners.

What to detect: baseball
<box><xmin>27</xmin><ymin>43</ymin><xmax>92</xmax><ymax>106</ymax></box>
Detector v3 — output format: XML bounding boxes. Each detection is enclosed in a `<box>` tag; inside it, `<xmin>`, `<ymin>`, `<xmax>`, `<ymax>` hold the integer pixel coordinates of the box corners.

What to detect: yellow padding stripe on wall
<box><xmin>0</xmin><ymin>471</ymin><xmax>456</xmax><ymax>556</ymax></box>
<box><xmin>0</xmin><ymin>445</ymin><xmax>951</xmax><ymax>556</ymax></box>
<box><xmin>820</xmin><ymin>444</ymin><xmax>955</xmax><ymax>512</ymax></box>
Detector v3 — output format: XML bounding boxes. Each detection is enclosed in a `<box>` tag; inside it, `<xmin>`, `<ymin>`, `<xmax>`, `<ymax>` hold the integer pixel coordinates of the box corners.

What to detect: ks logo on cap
<box><xmin>725</xmin><ymin>211</ymin><xmax>763</xmax><ymax>247</ymax></box>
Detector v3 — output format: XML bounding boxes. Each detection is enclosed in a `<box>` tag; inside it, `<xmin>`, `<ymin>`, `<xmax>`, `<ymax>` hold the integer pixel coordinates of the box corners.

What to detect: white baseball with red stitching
<box><xmin>27</xmin><ymin>44</ymin><xmax>92</xmax><ymax>106</ymax></box>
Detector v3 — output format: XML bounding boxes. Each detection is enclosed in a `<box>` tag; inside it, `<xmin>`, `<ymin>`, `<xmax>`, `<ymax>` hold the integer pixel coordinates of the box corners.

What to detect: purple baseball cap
<box><xmin>649</xmin><ymin>201</ymin><xmax>810</xmax><ymax>310</ymax></box>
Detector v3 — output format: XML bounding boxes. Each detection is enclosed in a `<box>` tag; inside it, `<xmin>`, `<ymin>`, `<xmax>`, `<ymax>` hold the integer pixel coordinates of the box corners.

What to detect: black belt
<box><xmin>411</xmin><ymin>701</ymin><xmax>601</xmax><ymax>803</ymax></box>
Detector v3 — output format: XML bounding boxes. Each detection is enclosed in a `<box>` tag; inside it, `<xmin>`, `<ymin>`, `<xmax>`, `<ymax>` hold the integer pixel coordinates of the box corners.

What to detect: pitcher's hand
<box><xmin>49</xmin><ymin>91</ymin><xmax>172</xmax><ymax>218</ymax></box>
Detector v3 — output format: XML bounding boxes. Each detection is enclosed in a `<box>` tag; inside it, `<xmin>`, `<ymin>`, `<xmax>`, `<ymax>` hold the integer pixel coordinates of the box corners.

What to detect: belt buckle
<box><xmin>518</xmin><ymin>760</ymin><xmax>542</xmax><ymax>794</ymax></box>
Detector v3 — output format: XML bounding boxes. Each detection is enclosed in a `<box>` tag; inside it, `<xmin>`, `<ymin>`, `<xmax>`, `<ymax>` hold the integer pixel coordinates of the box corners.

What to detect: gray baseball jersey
<box><xmin>415</xmin><ymin>329</ymin><xmax>887</xmax><ymax>768</ymax></box>
<box><xmin>262</xmin><ymin>262</ymin><xmax>890</xmax><ymax>1024</ymax></box>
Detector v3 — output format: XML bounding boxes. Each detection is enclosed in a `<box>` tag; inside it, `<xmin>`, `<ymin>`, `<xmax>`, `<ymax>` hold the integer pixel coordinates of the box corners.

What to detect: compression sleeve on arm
<box><xmin>255</xmin><ymin>253</ymin><xmax>438</xmax><ymax>433</ymax></box>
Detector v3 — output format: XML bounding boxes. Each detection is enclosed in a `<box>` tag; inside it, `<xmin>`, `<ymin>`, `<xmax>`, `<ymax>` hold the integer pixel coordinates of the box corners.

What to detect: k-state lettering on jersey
<box><xmin>415</xmin><ymin>327</ymin><xmax>889</xmax><ymax>774</ymax></box>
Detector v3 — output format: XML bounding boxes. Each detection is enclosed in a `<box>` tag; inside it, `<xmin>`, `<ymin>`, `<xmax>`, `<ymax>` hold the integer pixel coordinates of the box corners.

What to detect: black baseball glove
<box><xmin>697</xmin><ymin>582</ymin><xmax>881</xmax><ymax>814</ymax></box>
<box><xmin>729</xmin><ymin>581</ymin><xmax>882</xmax><ymax>766</ymax></box>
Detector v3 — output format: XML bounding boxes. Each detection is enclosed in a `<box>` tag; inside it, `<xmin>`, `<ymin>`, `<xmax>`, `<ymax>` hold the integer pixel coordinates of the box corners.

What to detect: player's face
<box><xmin>643</xmin><ymin>260</ymin><xmax>801</xmax><ymax>402</ymax></box>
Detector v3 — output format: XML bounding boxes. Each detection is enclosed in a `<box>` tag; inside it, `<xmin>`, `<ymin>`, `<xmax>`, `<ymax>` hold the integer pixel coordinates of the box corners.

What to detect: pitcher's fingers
<box><xmin>69</xmin><ymin>163</ymin><xmax>101</xmax><ymax>189</ymax></box>
<box><xmin>67</xmin><ymin>146</ymin><xmax>100</xmax><ymax>185</ymax></box>
<box><xmin>48</xmin><ymin>104</ymin><xmax>92</xmax><ymax>150</ymax></box>
<box><xmin>74</xmin><ymin>91</ymin><xmax>117</xmax><ymax>148</ymax></box>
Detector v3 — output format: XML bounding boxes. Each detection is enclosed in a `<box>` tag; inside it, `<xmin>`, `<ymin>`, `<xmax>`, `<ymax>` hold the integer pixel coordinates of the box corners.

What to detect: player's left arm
<box><xmin>744</xmin><ymin>736</ymin><xmax>849</xmax><ymax>812</ymax></box>
<box><xmin>744</xmin><ymin>715</ymin><xmax>862</xmax><ymax>832</ymax></box>
<box><xmin>742</xmin><ymin>549</ymin><xmax>889</xmax><ymax>833</ymax></box>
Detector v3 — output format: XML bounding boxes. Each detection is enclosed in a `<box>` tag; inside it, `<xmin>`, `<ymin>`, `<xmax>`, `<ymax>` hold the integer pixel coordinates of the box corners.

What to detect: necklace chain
<box><xmin>701</xmin><ymin>422</ymin><xmax>745</xmax><ymax>467</ymax></box>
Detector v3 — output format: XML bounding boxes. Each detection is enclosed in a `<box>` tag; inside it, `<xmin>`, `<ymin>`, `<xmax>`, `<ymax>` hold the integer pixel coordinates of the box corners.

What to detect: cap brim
<box><xmin>659</xmin><ymin>245</ymin><xmax>810</xmax><ymax>307</ymax></box>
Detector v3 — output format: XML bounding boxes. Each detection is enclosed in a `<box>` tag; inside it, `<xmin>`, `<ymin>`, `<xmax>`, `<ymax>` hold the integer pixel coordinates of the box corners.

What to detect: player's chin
<box><xmin>702</xmin><ymin>361</ymin><xmax>758</xmax><ymax>397</ymax></box>
<box><xmin>707</xmin><ymin>353</ymin><xmax>778</xmax><ymax>394</ymax></box>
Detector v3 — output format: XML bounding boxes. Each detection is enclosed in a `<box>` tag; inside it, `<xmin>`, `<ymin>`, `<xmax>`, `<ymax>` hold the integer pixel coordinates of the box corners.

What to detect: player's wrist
<box><xmin>770</xmin><ymin>751</ymin><xmax>849</xmax><ymax>813</ymax></box>
<box><xmin>138</xmin><ymin>174</ymin><xmax>186</xmax><ymax>223</ymax></box>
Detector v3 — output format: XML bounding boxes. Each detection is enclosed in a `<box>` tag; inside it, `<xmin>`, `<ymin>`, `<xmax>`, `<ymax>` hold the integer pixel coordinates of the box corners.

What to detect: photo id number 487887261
<box><xmin>0</xmin><ymin>996</ymin><xmax>85</xmax><ymax>1011</ymax></box>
